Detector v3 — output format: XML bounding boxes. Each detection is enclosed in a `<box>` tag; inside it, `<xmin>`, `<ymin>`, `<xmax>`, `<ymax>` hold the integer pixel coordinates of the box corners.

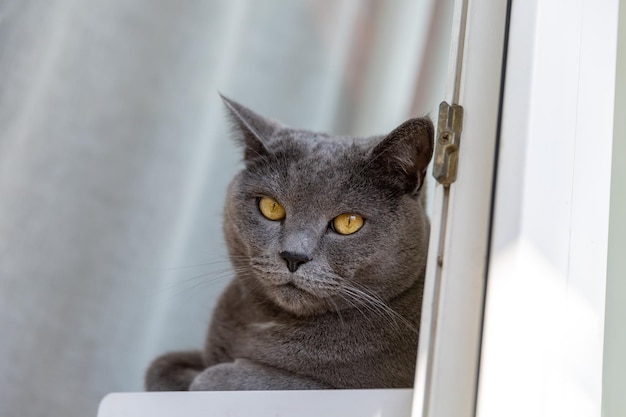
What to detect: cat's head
<box><xmin>221</xmin><ymin>96</ymin><xmax>433</xmax><ymax>317</ymax></box>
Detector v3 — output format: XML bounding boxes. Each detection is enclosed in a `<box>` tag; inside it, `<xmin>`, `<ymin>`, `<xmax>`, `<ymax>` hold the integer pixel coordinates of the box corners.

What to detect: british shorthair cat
<box><xmin>145</xmin><ymin>96</ymin><xmax>433</xmax><ymax>390</ymax></box>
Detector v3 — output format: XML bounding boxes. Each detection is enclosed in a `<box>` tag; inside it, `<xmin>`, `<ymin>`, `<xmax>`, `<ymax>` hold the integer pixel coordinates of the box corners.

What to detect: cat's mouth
<box><xmin>275</xmin><ymin>278</ymin><xmax>321</xmax><ymax>300</ymax></box>
<box><xmin>278</xmin><ymin>280</ymin><xmax>313</xmax><ymax>297</ymax></box>
<box><xmin>270</xmin><ymin>280</ymin><xmax>329</xmax><ymax>316</ymax></box>
<box><xmin>273</xmin><ymin>273</ymin><xmax>337</xmax><ymax>298</ymax></box>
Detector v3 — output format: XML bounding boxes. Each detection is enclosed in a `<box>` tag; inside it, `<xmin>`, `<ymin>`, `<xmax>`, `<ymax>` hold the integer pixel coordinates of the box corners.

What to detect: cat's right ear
<box><xmin>220</xmin><ymin>95</ymin><xmax>276</xmax><ymax>161</ymax></box>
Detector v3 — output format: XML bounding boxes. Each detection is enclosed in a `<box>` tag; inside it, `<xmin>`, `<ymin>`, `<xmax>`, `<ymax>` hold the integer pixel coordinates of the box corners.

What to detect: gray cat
<box><xmin>145</xmin><ymin>96</ymin><xmax>433</xmax><ymax>391</ymax></box>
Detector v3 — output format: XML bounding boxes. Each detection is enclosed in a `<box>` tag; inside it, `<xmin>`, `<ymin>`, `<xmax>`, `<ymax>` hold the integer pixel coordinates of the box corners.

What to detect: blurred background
<box><xmin>0</xmin><ymin>1</ymin><xmax>453</xmax><ymax>416</ymax></box>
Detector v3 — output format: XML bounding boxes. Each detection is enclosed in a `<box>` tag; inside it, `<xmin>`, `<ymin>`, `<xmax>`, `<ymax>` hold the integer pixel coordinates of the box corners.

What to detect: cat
<box><xmin>145</xmin><ymin>96</ymin><xmax>434</xmax><ymax>391</ymax></box>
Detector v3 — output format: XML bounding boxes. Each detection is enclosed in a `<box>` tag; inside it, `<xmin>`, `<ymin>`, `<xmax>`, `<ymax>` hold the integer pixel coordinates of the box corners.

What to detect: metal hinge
<box><xmin>432</xmin><ymin>101</ymin><xmax>464</xmax><ymax>185</ymax></box>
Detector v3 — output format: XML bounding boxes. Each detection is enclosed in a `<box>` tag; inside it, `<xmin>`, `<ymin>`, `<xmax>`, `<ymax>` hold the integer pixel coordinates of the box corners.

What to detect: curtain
<box><xmin>0</xmin><ymin>1</ymin><xmax>452</xmax><ymax>416</ymax></box>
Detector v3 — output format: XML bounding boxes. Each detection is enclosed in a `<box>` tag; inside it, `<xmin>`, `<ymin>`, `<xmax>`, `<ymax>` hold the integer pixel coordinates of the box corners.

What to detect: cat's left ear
<box><xmin>370</xmin><ymin>117</ymin><xmax>434</xmax><ymax>194</ymax></box>
<box><xmin>220</xmin><ymin>95</ymin><xmax>278</xmax><ymax>162</ymax></box>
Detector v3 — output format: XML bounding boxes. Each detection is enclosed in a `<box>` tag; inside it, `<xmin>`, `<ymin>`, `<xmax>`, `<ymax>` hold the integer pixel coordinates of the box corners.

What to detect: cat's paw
<box><xmin>145</xmin><ymin>350</ymin><xmax>205</xmax><ymax>391</ymax></box>
<box><xmin>189</xmin><ymin>359</ymin><xmax>328</xmax><ymax>390</ymax></box>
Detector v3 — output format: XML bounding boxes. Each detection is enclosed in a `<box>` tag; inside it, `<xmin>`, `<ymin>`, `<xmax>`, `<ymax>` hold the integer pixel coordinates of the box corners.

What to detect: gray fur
<box><xmin>145</xmin><ymin>96</ymin><xmax>434</xmax><ymax>391</ymax></box>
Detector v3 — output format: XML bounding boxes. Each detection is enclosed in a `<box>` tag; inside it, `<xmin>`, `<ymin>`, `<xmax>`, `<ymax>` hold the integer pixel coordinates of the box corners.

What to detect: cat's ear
<box><xmin>220</xmin><ymin>95</ymin><xmax>278</xmax><ymax>161</ymax></box>
<box><xmin>370</xmin><ymin>117</ymin><xmax>434</xmax><ymax>194</ymax></box>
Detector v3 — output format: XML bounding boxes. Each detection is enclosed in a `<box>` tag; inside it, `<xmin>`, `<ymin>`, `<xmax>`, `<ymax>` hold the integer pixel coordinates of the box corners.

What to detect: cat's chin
<box><xmin>269</xmin><ymin>282</ymin><xmax>332</xmax><ymax>316</ymax></box>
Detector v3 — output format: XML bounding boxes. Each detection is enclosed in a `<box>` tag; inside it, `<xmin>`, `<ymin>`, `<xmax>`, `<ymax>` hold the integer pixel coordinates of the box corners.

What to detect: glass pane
<box><xmin>0</xmin><ymin>1</ymin><xmax>452</xmax><ymax>416</ymax></box>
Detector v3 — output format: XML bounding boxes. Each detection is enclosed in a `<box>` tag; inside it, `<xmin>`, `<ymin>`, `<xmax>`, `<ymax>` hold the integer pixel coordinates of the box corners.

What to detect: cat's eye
<box><xmin>332</xmin><ymin>213</ymin><xmax>364</xmax><ymax>235</ymax></box>
<box><xmin>258</xmin><ymin>196</ymin><xmax>286</xmax><ymax>221</ymax></box>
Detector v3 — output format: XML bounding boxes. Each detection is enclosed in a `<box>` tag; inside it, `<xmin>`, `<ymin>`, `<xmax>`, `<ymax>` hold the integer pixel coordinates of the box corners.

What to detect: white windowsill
<box><xmin>98</xmin><ymin>389</ymin><xmax>413</xmax><ymax>417</ymax></box>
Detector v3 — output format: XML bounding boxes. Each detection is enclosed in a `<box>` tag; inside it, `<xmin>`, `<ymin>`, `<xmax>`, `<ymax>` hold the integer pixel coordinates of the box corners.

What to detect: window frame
<box><xmin>412</xmin><ymin>0</ymin><xmax>509</xmax><ymax>416</ymax></box>
<box><xmin>475</xmin><ymin>1</ymin><xmax>619</xmax><ymax>416</ymax></box>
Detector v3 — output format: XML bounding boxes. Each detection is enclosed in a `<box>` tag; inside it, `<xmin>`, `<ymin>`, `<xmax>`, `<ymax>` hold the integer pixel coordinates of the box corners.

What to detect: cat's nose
<box><xmin>279</xmin><ymin>251</ymin><xmax>311</xmax><ymax>273</ymax></box>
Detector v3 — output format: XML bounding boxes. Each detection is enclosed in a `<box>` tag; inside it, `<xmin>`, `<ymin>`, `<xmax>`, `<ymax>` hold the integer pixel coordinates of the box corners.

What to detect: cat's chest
<box><xmin>207</xmin><ymin>283</ymin><xmax>419</xmax><ymax>388</ymax></box>
<box><xmin>227</xmin><ymin>305</ymin><xmax>392</xmax><ymax>366</ymax></box>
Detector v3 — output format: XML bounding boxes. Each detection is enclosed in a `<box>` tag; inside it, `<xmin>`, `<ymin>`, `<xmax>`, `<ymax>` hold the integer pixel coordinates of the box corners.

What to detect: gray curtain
<box><xmin>0</xmin><ymin>1</ymin><xmax>452</xmax><ymax>416</ymax></box>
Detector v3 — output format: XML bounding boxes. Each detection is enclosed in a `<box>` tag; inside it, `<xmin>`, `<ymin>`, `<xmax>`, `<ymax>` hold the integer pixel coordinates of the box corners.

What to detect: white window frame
<box><xmin>476</xmin><ymin>1</ymin><xmax>618</xmax><ymax>417</ymax></box>
<box><xmin>412</xmin><ymin>0</ymin><xmax>509</xmax><ymax>416</ymax></box>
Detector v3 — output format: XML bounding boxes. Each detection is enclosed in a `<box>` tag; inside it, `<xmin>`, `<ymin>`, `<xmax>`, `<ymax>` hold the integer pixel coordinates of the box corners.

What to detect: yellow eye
<box><xmin>258</xmin><ymin>196</ymin><xmax>286</xmax><ymax>221</ymax></box>
<box><xmin>332</xmin><ymin>213</ymin><xmax>364</xmax><ymax>235</ymax></box>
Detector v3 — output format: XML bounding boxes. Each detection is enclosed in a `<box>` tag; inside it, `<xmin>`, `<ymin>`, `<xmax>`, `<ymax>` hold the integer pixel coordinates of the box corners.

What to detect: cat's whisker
<box><xmin>326</xmin><ymin>297</ymin><xmax>345</xmax><ymax>326</ymax></box>
<box><xmin>161</xmin><ymin>274</ymin><xmax>236</xmax><ymax>299</ymax></box>
<box><xmin>171</xmin><ymin>268</ymin><xmax>235</xmax><ymax>284</ymax></box>
<box><xmin>335</xmin><ymin>292</ymin><xmax>376</xmax><ymax>328</ymax></box>
<box><xmin>340</xmin><ymin>287</ymin><xmax>385</xmax><ymax>321</ymax></box>
<box><xmin>155</xmin><ymin>259</ymin><xmax>233</xmax><ymax>272</ymax></box>
<box><xmin>153</xmin><ymin>267</ymin><xmax>241</xmax><ymax>299</ymax></box>
<box><xmin>339</xmin><ymin>284</ymin><xmax>416</xmax><ymax>333</ymax></box>
<box><xmin>347</xmin><ymin>286</ymin><xmax>409</xmax><ymax>330</ymax></box>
